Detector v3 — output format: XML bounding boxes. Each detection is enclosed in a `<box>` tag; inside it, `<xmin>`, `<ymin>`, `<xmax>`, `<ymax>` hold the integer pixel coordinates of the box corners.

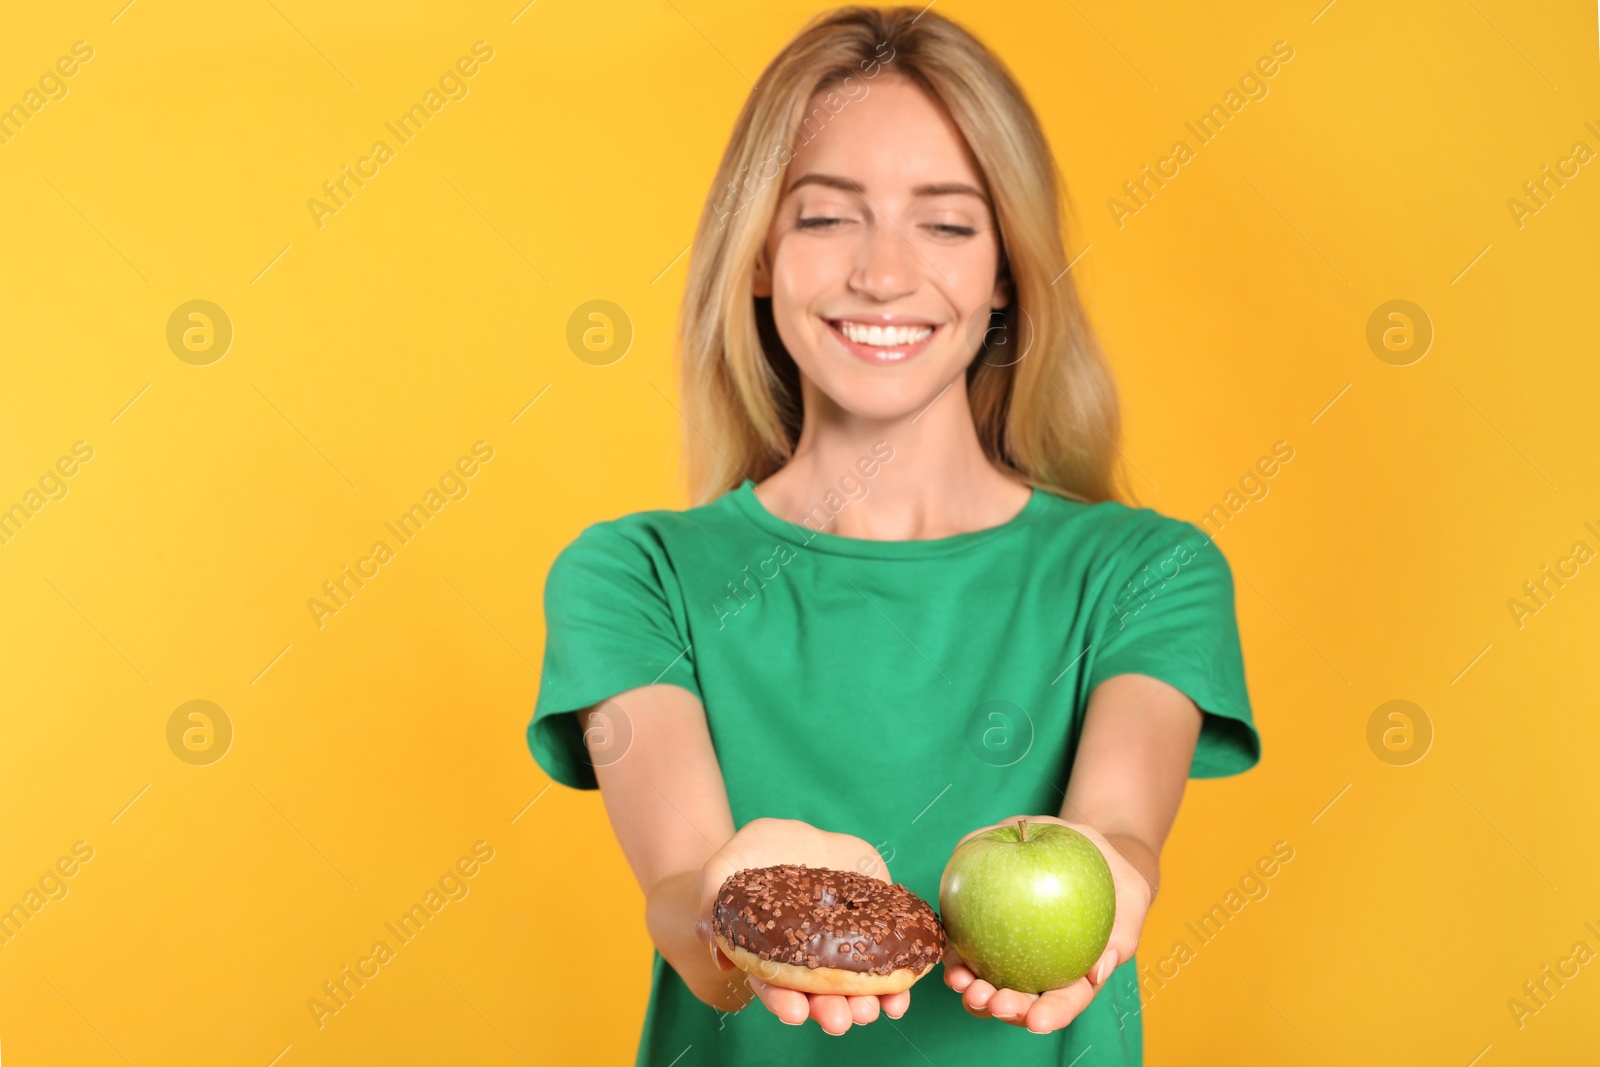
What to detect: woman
<box><xmin>527</xmin><ymin>6</ymin><xmax>1260</xmax><ymax>1063</ymax></box>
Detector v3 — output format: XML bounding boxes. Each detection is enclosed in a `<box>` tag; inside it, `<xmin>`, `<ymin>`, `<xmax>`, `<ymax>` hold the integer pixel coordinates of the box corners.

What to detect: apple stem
<box><xmin>1018</xmin><ymin>818</ymin><xmax>1028</xmax><ymax>842</ymax></box>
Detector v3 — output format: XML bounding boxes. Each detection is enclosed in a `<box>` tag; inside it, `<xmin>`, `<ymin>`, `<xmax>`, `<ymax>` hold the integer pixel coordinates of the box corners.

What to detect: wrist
<box><xmin>645</xmin><ymin>868</ymin><xmax>754</xmax><ymax>1013</ymax></box>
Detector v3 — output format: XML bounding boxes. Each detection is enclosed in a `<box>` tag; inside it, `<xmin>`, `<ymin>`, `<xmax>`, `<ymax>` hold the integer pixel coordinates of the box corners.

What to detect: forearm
<box><xmin>580</xmin><ymin>686</ymin><xmax>747</xmax><ymax>1010</ymax></box>
<box><xmin>1099</xmin><ymin>831</ymin><xmax>1160</xmax><ymax>897</ymax></box>
<box><xmin>1061</xmin><ymin>673</ymin><xmax>1204</xmax><ymax>898</ymax></box>
<box><xmin>584</xmin><ymin>688</ymin><xmax>736</xmax><ymax>899</ymax></box>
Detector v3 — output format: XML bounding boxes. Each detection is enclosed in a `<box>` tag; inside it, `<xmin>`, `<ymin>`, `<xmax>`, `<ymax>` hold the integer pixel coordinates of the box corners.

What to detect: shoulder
<box><xmin>1026</xmin><ymin>492</ymin><xmax>1236</xmax><ymax>604</ymax></box>
<box><xmin>545</xmin><ymin>490</ymin><xmax>745</xmax><ymax>584</ymax></box>
<box><xmin>1032</xmin><ymin>490</ymin><xmax>1217</xmax><ymax>559</ymax></box>
<box><xmin>558</xmin><ymin>489</ymin><xmax>742</xmax><ymax>552</ymax></box>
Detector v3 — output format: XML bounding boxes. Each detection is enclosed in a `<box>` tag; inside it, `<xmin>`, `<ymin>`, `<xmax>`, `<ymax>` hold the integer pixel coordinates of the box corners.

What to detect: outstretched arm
<box><xmin>580</xmin><ymin>684</ymin><xmax>742</xmax><ymax>1009</ymax></box>
<box><xmin>943</xmin><ymin>672</ymin><xmax>1203</xmax><ymax>1032</ymax></box>
<box><xmin>581</xmin><ymin>683</ymin><xmax>913</xmax><ymax>1034</ymax></box>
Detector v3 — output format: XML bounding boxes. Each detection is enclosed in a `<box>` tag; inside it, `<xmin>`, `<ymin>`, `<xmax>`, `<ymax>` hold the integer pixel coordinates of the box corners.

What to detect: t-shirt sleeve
<box><xmin>1085</xmin><ymin>514</ymin><xmax>1261</xmax><ymax>778</ymax></box>
<box><xmin>525</xmin><ymin>520</ymin><xmax>701</xmax><ymax>790</ymax></box>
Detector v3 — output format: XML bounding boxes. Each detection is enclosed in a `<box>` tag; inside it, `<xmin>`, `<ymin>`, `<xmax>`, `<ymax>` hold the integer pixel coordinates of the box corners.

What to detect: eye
<box><xmin>796</xmin><ymin>216</ymin><xmax>846</xmax><ymax>230</ymax></box>
<box><xmin>926</xmin><ymin>223</ymin><xmax>977</xmax><ymax>237</ymax></box>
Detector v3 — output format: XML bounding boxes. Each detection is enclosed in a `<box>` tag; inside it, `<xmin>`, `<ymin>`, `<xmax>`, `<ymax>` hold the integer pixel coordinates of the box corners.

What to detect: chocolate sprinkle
<box><xmin>713</xmin><ymin>864</ymin><xmax>946</xmax><ymax>977</ymax></box>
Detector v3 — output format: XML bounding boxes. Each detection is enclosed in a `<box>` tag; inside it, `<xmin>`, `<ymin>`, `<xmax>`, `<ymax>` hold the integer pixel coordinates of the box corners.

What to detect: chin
<box><xmin>811</xmin><ymin>368</ymin><xmax>956</xmax><ymax>423</ymax></box>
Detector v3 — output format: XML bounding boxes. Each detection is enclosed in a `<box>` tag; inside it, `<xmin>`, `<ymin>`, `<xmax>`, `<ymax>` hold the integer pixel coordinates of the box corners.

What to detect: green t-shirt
<box><xmin>527</xmin><ymin>478</ymin><xmax>1260</xmax><ymax>1066</ymax></box>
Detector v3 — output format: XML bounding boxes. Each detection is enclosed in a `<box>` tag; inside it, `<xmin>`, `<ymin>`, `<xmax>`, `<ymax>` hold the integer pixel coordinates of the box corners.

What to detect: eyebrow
<box><xmin>784</xmin><ymin>172</ymin><xmax>990</xmax><ymax>204</ymax></box>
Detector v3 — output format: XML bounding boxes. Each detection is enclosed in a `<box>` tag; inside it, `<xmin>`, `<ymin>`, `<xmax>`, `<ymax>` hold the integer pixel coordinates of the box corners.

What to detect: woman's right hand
<box><xmin>694</xmin><ymin>817</ymin><xmax>909</xmax><ymax>1035</ymax></box>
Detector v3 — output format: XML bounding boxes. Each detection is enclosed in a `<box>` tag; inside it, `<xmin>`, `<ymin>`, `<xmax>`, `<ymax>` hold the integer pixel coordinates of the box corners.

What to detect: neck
<box><xmin>754</xmin><ymin>371</ymin><xmax>1032</xmax><ymax>541</ymax></box>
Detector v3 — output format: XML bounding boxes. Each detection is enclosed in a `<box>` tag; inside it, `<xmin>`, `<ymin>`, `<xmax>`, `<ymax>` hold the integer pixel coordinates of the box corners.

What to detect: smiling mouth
<box><xmin>825</xmin><ymin>318</ymin><xmax>939</xmax><ymax>364</ymax></box>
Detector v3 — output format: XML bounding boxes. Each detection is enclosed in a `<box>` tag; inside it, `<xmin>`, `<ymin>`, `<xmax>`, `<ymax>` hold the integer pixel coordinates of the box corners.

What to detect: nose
<box><xmin>848</xmin><ymin>216</ymin><xmax>920</xmax><ymax>303</ymax></box>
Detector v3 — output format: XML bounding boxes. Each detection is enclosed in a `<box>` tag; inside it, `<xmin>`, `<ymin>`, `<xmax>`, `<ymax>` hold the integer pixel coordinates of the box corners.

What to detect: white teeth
<box><xmin>837</xmin><ymin>321</ymin><xmax>933</xmax><ymax>347</ymax></box>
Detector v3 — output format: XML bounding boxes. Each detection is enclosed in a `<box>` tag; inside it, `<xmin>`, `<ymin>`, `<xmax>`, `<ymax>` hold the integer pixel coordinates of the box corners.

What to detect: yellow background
<box><xmin>1</xmin><ymin>1</ymin><xmax>1596</xmax><ymax>1063</ymax></box>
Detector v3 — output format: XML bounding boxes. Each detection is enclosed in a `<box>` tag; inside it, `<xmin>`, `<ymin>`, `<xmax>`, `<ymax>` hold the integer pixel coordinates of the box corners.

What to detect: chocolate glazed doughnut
<box><xmin>712</xmin><ymin>864</ymin><xmax>947</xmax><ymax>995</ymax></box>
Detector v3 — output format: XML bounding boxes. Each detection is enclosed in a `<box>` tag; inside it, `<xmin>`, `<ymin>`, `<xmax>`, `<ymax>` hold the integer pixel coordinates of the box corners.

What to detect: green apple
<box><xmin>938</xmin><ymin>819</ymin><xmax>1116</xmax><ymax>993</ymax></box>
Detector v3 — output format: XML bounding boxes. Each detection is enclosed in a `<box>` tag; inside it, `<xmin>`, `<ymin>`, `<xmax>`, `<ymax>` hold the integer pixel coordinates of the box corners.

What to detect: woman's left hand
<box><xmin>941</xmin><ymin>814</ymin><xmax>1152</xmax><ymax>1034</ymax></box>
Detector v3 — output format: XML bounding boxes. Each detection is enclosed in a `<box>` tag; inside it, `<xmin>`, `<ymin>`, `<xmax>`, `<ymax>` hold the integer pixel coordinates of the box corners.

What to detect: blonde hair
<box><xmin>677</xmin><ymin>5</ymin><xmax>1125</xmax><ymax>507</ymax></box>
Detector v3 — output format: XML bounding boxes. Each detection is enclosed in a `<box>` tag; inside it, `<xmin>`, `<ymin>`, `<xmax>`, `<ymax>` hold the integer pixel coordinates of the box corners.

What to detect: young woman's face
<box><xmin>754</xmin><ymin>74</ymin><xmax>1009</xmax><ymax>422</ymax></box>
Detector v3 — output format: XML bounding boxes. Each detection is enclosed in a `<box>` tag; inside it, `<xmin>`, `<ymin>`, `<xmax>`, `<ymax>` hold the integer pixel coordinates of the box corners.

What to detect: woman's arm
<box><xmin>580</xmin><ymin>684</ymin><xmax>745</xmax><ymax>1010</ymax></box>
<box><xmin>943</xmin><ymin>672</ymin><xmax>1203</xmax><ymax>1032</ymax></box>
<box><xmin>580</xmin><ymin>684</ymin><xmax>914</xmax><ymax>1032</ymax></box>
<box><xmin>1059</xmin><ymin>671</ymin><xmax>1201</xmax><ymax>899</ymax></box>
